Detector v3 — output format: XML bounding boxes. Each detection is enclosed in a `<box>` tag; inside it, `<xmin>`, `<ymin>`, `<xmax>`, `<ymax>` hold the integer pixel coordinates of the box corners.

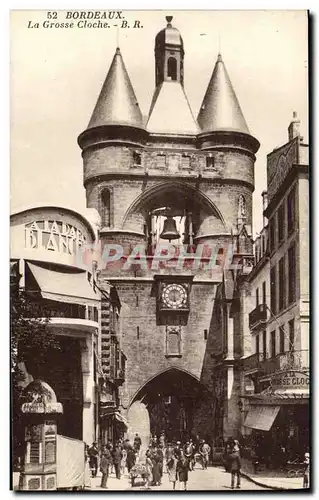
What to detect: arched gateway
<box><xmin>127</xmin><ymin>368</ymin><xmax>208</xmax><ymax>449</ymax></box>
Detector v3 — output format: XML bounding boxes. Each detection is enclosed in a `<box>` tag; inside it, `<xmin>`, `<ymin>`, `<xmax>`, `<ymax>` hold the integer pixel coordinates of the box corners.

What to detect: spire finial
<box><xmin>116</xmin><ymin>25</ymin><xmax>120</xmax><ymax>50</ymax></box>
<box><xmin>166</xmin><ymin>15</ymin><xmax>173</xmax><ymax>25</ymax></box>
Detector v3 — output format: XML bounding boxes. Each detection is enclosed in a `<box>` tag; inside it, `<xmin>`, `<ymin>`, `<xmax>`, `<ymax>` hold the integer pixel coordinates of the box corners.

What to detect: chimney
<box><xmin>288</xmin><ymin>111</ymin><xmax>300</xmax><ymax>141</ymax></box>
<box><xmin>262</xmin><ymin>190</ymin><xmax>268</xmax><ymax>227</ymax></box>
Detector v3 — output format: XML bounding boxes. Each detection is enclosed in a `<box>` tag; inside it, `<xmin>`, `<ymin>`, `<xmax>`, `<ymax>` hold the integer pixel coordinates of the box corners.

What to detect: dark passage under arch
<box><xmin>132</xmin><ymin>368</ymin><xmax>208</xmax><ymax>443</ymax></box>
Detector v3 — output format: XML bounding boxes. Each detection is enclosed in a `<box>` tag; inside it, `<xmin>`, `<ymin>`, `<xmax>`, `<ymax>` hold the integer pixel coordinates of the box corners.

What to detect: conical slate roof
<box><xmin>197</xmin><ymin>54</ymin><xmax>249</xmax><ymax>135</ymax></box>
<box><xmin>87</xmin><ymin>48</ymin><xmax>144</xmax><ymax>130</ymax></box>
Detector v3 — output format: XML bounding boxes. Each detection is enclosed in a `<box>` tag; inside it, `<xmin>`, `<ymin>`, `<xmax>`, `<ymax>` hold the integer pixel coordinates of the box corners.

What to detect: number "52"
<box><xmin>47</xmin><ymin>12</ymin><xmax>57</xmax><ymax>19</ymax></box>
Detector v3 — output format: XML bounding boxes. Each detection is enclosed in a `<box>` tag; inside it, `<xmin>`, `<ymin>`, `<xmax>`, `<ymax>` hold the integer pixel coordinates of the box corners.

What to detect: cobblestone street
<box><xmin>89</xmin><ymin>466</ymin><xmax>270</xmax><ymax>491</ymax></box>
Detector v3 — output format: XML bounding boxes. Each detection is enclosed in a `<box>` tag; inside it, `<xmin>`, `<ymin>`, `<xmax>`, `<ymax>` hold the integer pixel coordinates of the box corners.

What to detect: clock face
<box><xmin>162</xmin><ymin>284</ymin><xmax>187</xmax><ymax>309</ymax></box>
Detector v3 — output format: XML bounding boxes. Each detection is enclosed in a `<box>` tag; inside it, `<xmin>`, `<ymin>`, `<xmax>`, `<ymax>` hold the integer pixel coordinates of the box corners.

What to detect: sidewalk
<box><xmin>240</xmin><ymin>458</ymin><xmax>304</xmax><ymax>490</ymax></box>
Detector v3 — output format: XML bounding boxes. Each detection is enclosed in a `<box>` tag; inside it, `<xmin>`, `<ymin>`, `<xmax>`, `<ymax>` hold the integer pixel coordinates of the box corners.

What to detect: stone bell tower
<box><xmin>78</xmin><ymin>16</ymin><xmax>259</xmax><ymax>444</ymax></box>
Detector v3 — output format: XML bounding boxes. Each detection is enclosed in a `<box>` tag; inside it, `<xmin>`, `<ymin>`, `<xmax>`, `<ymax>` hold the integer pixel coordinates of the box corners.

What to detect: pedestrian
<box><xmin>112</xmin><ymin>443</ymin><xmax>123</xmax><ymax>479</ymax></box>
<box><xmin>184</xmin><ymin>440</ymin><xmax>194</xmax><ymax>471</ymax></box>
<box><xmin>159</xmin><ymin>431</ymin><xmax>166</xmax><ymax>448</ymax></box>
<box><xmin>165</xmin><ymin>443</ymin><xmax>175</xmax><ymax>473</ymax></box>
<box><xmin>123</xmin><ymin>438</ymin><xmax>131</xmax><ymax>451</ymax></box>
<box><xmin>100</xmin><ymin>447</ymin><xmax>112</xmax><ymax>489</ymax></box>
<box><xmin>174</xmin><ymin>441</ymin><xmax>182</xmax><ymax>459</ymax></box>
<box><xmin>134</xmin><ymin>433</ymin><xmax>142</xmax><ymax>457</ymax></box>
<box><xmin>88</xmin><ymin>441</ymin><xmax>99</xmax><ymax>478</ymax></box>
<box><xmin>167</xmin><ymin>455</ymin><xmax>178</xmax><ymax>490</ymax></box>
<box><xmin>176</xmin><ymin>450</ymin><xmax>189</xmax><ymax>491</ymax></box>
<box><xmin>151</xmin><ymin>445</ymin><xmax>162</xmax><ymax>486</ymax></box>
<box><xmin>228</xmin><ymin>442</ymin><xmax>241</xmax><ymax>489</ymax></box>
<box><xmin>158</xmin><ymin>444</ymin><xmax>164</xmax><ymax>483</ymax></box>
<box><xmin>84</xmin><ymin>444</ymin><xmax>91</xmax><ymax>489</ymax></box>
<box><xmin>121</xmin><ymin>446</ymin><xmax>127</xmax><ymax>476</ymax></box>
<box><xmin>145</xmin><ymin>450</ymin><xmax>153</xmax><ymax>489</ymax></box>
<box><xmin>303</xmin><ymin>452</ymin><xmax>310</xmax><ymax>488</ymax></box>
<box><xmin>199</xmin><ymin>439</ymin><xmax>211</xmax><ymax>469</ymax></box>
<box><xmin>126</xmin><ymin>445</ymin><xmax>136</xmax><ymax>473</ymax></box>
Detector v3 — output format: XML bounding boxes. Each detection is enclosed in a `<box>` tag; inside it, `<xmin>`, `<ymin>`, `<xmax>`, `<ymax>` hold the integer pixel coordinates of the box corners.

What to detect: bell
<box><xmin>160</xmin><ymin>216</ymin><xmax>180</xmax><ymax>241</ymax></box>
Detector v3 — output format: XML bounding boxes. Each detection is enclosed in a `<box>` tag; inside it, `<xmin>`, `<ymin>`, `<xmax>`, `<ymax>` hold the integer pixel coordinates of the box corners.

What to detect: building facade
<box><xmin>241</xmin><ymin>114</ymin><xmax>309</xmax><ymax>460</ymax></box>
<box><xmin>11</xmin><ymin>205</ymin><xmax>101</xmax><ymax>445</ymax></box>
<box><xmin>78</xmin><ymin>16</ymin><xmax>260</xmax><ymax>448</ymax></box>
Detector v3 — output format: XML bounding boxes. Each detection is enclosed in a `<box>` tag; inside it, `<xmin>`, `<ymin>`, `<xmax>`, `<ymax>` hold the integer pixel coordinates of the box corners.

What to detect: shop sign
<box><xmin>25</xmin><ymin>220</ymin><xmax>87</xmax><ymax>256</ymax></box>
<box><xmin>271</xmin><ymin>371</ymin><xmax>309</xmax><ymax>391</ymax></box>
<box><xmin>21</xmin><ymin>402</ymin><xmax>63</xmax><ymax>414</ymax></box>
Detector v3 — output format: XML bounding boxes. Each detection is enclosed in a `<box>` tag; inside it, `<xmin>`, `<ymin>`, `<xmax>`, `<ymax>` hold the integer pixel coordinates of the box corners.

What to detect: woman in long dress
<box><xmin>167</xmin><ymin>456</ymin><xmax>177</xmax><ymax>490</ymax></box>
<box><xmin>151</xmin><ymin>446</ymin><xmax>162</xmax><ymax>486</ymax></box>
<box><xmin>145</xmin><ymin>450</ymin><xmax>153</xmax><ymax>489</ymax></box>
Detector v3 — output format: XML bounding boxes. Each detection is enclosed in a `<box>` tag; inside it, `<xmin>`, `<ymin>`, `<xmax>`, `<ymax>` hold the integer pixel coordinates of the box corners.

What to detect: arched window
<box><xmin>101</xmin><ymin>188</ymin><xmax>111</xmax><ymax>228</ymax></box>
<box><xmin>167</xmin><ymin>57</ymin><xmax>177</xmax><ymax>81</ymax></box>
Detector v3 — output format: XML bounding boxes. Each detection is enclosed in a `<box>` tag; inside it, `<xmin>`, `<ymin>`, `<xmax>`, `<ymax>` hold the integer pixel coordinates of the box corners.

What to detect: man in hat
<box><xmin>88</xmin><ymin>441</ymin><xmax>99</xmax><ymax>478</ymax></box>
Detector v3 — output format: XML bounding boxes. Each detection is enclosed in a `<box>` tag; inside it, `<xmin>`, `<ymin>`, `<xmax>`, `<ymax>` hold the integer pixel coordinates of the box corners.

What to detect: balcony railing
<box><xmin>261</xmin><ymin>350</ymin><xmax>309</xmax><ymax>376</ymax></box>
<box><xmin>243</xmin><ymin>353</ymin><xmax>264</xmax><ymax>371</ymax></box>
<box><xmin>243</xmin><ymin>350</ymin><xmax>309</xmax><ymax>376</ymax></box>
<box><xmin>248</xmin><ymin>303</ymin><xmax>267</xmax><ymax>330</ymax></box>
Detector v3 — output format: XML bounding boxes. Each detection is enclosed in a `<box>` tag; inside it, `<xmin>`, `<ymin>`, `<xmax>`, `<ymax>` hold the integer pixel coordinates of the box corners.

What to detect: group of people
<box><xmin>86</xmin><ymin>433</ymin><xmax>143</xmax><ymax>489</ymax></box>
<box><xmin>144</xmin><ymin>434</ymin><xmax>212</xmax><ymax>490</ymax></box>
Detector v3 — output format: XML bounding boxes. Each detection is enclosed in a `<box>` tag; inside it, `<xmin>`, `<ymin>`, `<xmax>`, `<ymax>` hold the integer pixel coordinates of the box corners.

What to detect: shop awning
<box><xmin>115</xmin><ymin>412</ymin><xmax>128</xmax><ymax>427</ymax></box>
<box><xmin>100</xmin><ymin>407</ymin><xmax>128</xmax><ymax>427</ymax></box>
<box><xmin>27</xmin><ymin>262</ymin><xmax>98</xmax><ymax>305</ymax></box>
<box><xmin>244</xmin><ymin>405</ymin><xmax>280</xmax><ymax>431</ymax></box>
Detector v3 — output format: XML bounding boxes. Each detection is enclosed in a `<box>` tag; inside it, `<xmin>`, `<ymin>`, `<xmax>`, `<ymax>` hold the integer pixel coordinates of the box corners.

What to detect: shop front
<box><xmin>242</xmin><ymin>370</ymin><xmax>309</xmax><ymax>467</ymax></box>
<box><xmin>99</xmin><ymin>381</ymin><xmax>128</xmax><ymax>446</ymax></box>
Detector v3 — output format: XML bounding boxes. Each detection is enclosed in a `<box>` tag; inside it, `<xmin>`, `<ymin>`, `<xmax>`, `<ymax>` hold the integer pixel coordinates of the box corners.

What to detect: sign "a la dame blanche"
<box><xmin>25</xmin><ymin>220</ymin><xmax>87</xmax><ymax>255</ymax></box>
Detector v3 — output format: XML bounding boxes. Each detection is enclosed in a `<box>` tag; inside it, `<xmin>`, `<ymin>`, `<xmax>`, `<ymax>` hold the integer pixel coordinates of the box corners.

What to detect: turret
<box><xmin>147</xmin><ymin>16</ymin><xmax>198</xmax><ymax>136</ymax></box>
<box><xmin>197</xmin><ymin>53</ymin><xmax>259</xmax><ymax>156</ymax></box>
<box><xmin>78</xmin><ymin>47</ymin><xmax>148</xmax><ymax>153</ymax></box>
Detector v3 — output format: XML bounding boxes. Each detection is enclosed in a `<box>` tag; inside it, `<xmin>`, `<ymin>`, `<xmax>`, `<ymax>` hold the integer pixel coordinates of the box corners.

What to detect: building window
<box><xmin>256</xmin><ymin>334</ymin><xmax>260</xmax><ymax>355</ymax></box>
<box><xmin>287</xmin><ymin>185</ymin><xmax>296</xmax><ymax>233</ymax></box>
<box><xmin>206</xmin><ymin>155</ymin><xmax>215</xmax><ymax>169</ymax></box>
<box><xmin>181</xmin><ymin>155</ymin><xmax>190</xmax><ymax>169</ymax></box>
<box><xmin>262</xmin><ymin>281</ymin><xmax>266</xmax><ymax>305</ymax></box>
<box><xmin>101</xmin><ymin>188</ymin><xmax>111</xmax><ymax>228</ymax></box>
<box><xmin>278</xmin><ymin>203</ymin><xmax>285</xmax><ymax>243</ymax></box>
<box><xmin>256</xmin><ymin>287</ymin><xmax>259</xmax><ymax>308</ymax></box>
<box><xmin>270</xmin><ymin>330</ymin><xmax>276</xmax><ymax>358</ymax></box>
<box><xmin>269</xmin><ymin>217</ymin><xmax>276</xmax><ymax>253</ymax></box>
<box><xmin>279</xmin><ymin>327</ymin><xmax>285</xmax><ymax>353</ymax></box>
<box><xmin>270</xmin><ymin>265</ymin><xmax>277</xmax><ymax>315</ymax></box>
<box><xmin>157</xmin><ymin>154</ymin><xmax>166</xmax><ymax>168</ymax></box>
<box><xmin>167</xmin><ymin>57</ymin><xmax>177</xmax><ymax>81</ymax></box>
<box><xmin>289</xmin><ymin>319</ymin><xmax>295</xmax><ymax>351</ymax></box>
<box><xmin>133</xmin><ymin>151</ymin><xmax>142</xmax><ymax>166</ymax></box>
<box><xmin>262</xmin><ymin>330</ymin><xmax>267</xmax><ymax>360</ymax></box>
<box><xmin>288</xmin><ymin>244</ymin><xmax>296</xmax><ymax>304</ymax></box>
<box><xmin>166</xmin><ymin>327</ymin><xmax>181</xmax><ymax>356</ymax></box>
<box><xmin>278</xmin><ymin>257</ymin><xmax>286</xmax><ymax>311</ymax></box>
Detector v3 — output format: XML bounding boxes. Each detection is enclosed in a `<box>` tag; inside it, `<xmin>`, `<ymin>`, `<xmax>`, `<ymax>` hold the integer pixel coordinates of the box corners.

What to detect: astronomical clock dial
<box><xmin>162</xmin><ymin>283</ymin><xmax>187</xmax><ymax>310</ymax></box>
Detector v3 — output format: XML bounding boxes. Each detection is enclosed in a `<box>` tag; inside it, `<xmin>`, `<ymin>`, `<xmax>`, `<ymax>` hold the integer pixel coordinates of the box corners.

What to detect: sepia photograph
<box><xmin>10</xmin><ymin>9</ymin><xmax>309</xmax><ymax>491</ymax></box>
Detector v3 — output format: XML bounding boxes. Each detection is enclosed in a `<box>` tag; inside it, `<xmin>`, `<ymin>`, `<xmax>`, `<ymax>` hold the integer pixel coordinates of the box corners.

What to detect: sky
<box><xmin>10</xmin><ymin>9</ymin><xmax>308</xmax><ymax>235</ymax></box>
